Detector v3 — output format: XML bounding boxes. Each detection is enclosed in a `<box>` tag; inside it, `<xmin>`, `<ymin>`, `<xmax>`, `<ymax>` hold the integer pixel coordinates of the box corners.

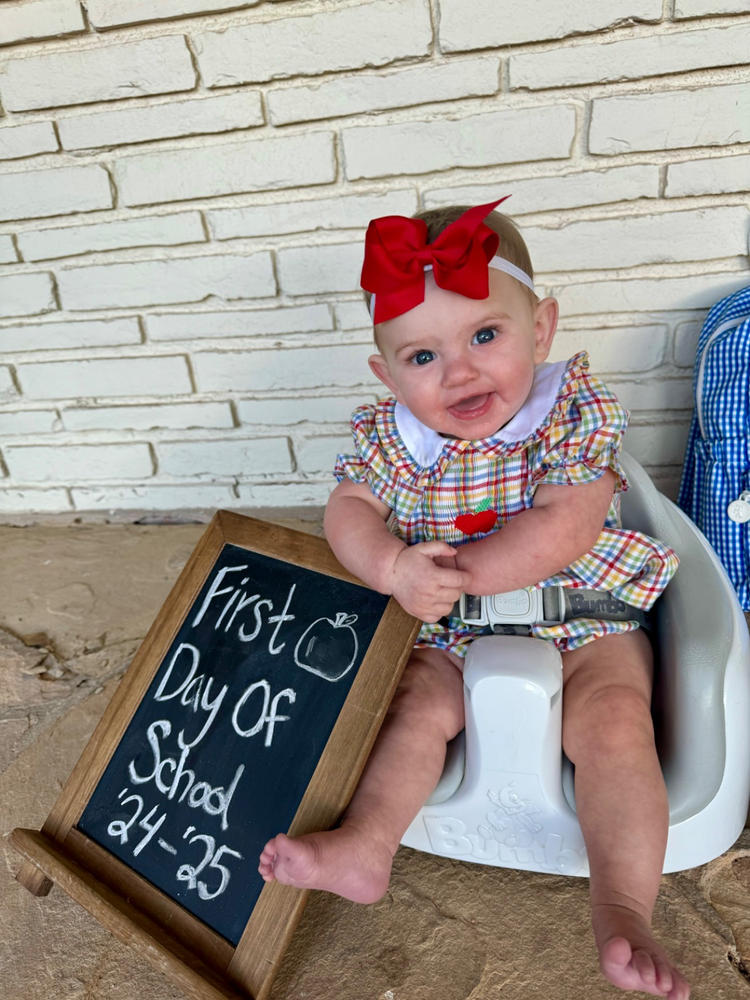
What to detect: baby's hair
<box><xmin>416</xmin><ymin>204</ymin><xmax>535</xmax><ymax>285</ymax></box>
<box><xmin>364</xmin><ymin>204</ymin><xmax>536</xmax><ymax>343</ymax></box>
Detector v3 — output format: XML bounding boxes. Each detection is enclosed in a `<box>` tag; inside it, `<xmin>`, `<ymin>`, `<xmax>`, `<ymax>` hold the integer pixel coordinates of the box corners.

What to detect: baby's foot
<box><xmin>592</xmin><ymin>903</ymin><xmax>690</xmax><ymax>998</ymax></box>
<box><xmin>258</xmin><ymin>826</ymin><xmax>394</xmax><ymax>904</ymax></box>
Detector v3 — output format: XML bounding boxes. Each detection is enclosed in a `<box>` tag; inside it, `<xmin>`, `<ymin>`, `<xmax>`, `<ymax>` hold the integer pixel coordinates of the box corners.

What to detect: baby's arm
<box><xmin>324</xmin><ymin>479</ymin><xmax>470</xmax><ymax>621</ymax></box>
<box><xmin>453</xmin><ymin>470</ymin><xmax>616</xmax><ymax>595</ymax></box>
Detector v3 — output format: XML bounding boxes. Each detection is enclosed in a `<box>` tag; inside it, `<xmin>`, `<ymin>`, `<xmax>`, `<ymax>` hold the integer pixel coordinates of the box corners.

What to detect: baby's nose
<box><xmin>443</xmin><ymin>353</ymin><xmax>479</xmax><ymax>386</ymax></box>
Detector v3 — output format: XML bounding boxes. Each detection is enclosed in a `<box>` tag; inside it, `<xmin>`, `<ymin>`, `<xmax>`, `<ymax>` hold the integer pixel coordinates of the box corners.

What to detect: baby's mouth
<box><xmin>447</xmin><ymin>393</ymin><xmax>493</xmax><ymax>419</ymax></box>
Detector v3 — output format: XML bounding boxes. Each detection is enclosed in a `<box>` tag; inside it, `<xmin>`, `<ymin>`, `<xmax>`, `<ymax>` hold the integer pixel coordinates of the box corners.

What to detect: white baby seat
<box><xmin>401</xmin><ymin>452</ymin><xmax>750</xmax><ymax>875</ymax></box>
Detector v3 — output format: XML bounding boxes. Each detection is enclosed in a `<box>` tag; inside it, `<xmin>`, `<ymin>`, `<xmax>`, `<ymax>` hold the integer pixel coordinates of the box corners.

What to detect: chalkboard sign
<box><xmin>77</xmin><ymin>543</ymin><xmax>388</xmax><ymax>944</ymax></box>
<box><xmin>11</xmin><ymin>512</ymin><xmax>419</xmax><ymax>1000</ymax></box>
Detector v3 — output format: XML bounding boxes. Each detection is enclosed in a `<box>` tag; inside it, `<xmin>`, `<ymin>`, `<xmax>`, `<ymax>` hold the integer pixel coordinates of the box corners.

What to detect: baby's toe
<box><xmin>651</xmin><ymin>954</ymin><xmax>675</xmax><ymax>994</ymax></box>
<box><xmin>667</xmin><ymin>969</ymin><xmax>691</xmax><ymax>1000</ymax></box>
<box><xmin>632</xmin><ymin>948</ymin><xmax>658</xmax><ymax>988</ymax></box>
<box><xmin>258</xmin><ymin>840</ymin><xmax>279</xmax><ymax>878</ymax></box>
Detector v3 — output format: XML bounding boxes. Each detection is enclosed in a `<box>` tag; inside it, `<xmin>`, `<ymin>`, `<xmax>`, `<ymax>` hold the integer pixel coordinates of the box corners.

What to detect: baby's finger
<box><xmin>430</xmin><ymin>590</ymin><xmax>468</xmax><ymax>615</ymax></box>
<box><xmin>411</xmin><ymin>591</ymin><xmax>458</xmax><ymax>619</ymax></box>
<box><xmin>413</xmin><ymin>540</ymin><xmax>458</xmax><ymax>559</ymax></box>
<box><xmin>420</xmin><ymin>606</ymin><xmax>454</xmax><ymax>624</ymax></box>
<box><xmin>434</xmin><ymin>567</ymin><xmax>473</xmax><ymax>592</ymax></box>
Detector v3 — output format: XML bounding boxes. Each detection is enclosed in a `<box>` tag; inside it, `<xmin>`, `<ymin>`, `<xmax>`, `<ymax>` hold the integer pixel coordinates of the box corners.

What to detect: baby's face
<box><xmin>369</xmin><ymin>269</ymin><xmax>558</xmax><ymax>439</ymax></box>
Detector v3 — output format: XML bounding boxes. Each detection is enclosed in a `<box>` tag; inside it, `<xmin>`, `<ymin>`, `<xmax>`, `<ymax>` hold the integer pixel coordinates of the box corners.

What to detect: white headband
<box><xmin>369</xmin><ymin>255</ymin><xmax>535</xmax><ymax>321</ymax></box>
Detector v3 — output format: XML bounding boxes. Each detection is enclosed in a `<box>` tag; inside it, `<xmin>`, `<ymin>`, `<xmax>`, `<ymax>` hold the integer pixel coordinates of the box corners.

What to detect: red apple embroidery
<box><xmin>454</xmin><ymin>498</ymin><xmax>498</xmax><ymax>535</ymax></box>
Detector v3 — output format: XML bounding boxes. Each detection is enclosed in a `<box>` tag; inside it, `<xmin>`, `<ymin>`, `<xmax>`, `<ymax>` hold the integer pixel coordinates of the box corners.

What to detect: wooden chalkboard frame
<box><xmin>11</xmin><ymin>511</ymin><xmax>420</xmax><ymax>1000</ymax></box>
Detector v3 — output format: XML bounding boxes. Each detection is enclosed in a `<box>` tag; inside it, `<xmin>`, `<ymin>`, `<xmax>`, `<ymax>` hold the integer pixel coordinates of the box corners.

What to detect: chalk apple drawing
<box><xmin>294</xmin><ymin>612</ymin><xmax>359</xmax><ymax>682</ymax></box>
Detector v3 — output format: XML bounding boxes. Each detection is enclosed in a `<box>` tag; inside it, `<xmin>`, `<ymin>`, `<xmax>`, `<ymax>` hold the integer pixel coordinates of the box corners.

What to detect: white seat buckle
<box><xmin>460</xmin><ymin>586</ymin><xmax>566</xmax><ymax>628</ymax></box>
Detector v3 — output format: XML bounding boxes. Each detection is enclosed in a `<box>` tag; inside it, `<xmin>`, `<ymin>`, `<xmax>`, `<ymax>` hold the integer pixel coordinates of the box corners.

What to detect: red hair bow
<box><xmin>361</xmin><ymin>197</ymin><xmax>509</xmax><ymax>324</ymax></box>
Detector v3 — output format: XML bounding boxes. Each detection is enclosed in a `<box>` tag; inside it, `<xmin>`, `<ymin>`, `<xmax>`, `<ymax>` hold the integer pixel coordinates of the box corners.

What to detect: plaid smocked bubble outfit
<box><xmin>334</xmin><ymin>351</ymin><xmax>679</xmax><ymax>655</ymax></box>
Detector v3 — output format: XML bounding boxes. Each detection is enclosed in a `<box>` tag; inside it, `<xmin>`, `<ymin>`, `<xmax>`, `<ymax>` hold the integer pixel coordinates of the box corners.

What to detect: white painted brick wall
<box><xmin>675</xmin><ymin>0</ymin><xmax>750</xmax><ymax>15</ymax></box>
<box><xmin>58</xmin><ymin>93</ymin><xmax>265</xmax><ymax>151</ymax></box>
<box><xmin>524</xmin><ymin>207</ymin><xmax>749</xmax><ymax>271</ymax></box>
<box><xmin>424</xmin><ymin>166</ymin><xmax>660</xmax><ymax>215</ymax></box>
<box><xmin>555</xmin><ymin>272</ymin><xmax>749</xmax><ymax>316</ymax></box>
<box><xmin>0</xmin><ymin>0</ymin><xmax>85</xmax><ymax>46</ymax></box>
<box><xmin>614</xmin><ymin>377</ymin><xmax>693</xmax><ymax>413</ymax></box>
<box><xmin>0</xmin><ymin>488</ymin><xmax>71</xmax><ymax>514</ymax></box>
<box><xmin>61</xmin><ymin>402</ymin><xmax>233</xmax><ymax>432</ymax></box>
<box><xmin>85</xmin><ymin>0</ymin><xmax>262</xmax><ymax>29</ymax></box>
<box><xmin>0</xmin><ymin>366</ymin><xmax>18</xmax><ymax>402</ymax></box>
<box><xmin>589</xmin><ymin>82</ymin><xmax>750</xmax><ymax>154</ymax></box>
<box><xmin>16</xmin><ymin>357</ymin><xmax>193</xmax><ymax>399</ymax></box>
<box><xmin>267</xmin><ymin>59</ymin><xmax>500</xmax><ymax>125</ymax></box>
<box><xmin>549</xmin><ymin>325</ymin><xmax>670</xmax><ymax>372</ymax></box>
<box><xmin>236</xmin><ymin>481</ymin><xmax>334</xmax><ymax>509</ymax></box>
<box><xmin>0</xmin><ymin>273</ymin><xmax>56</xmax><ymax>318</ymax></box>
<box><xmin>0</xmin><ymin>122</ymin><xmax>58</xmax><ymax>160</ymax></box>
<box><xmin>666</xmin><ymin>152</ymin><xmax>750</xmax><ymax>197</ymax></box>
<box><xmin>0</xmin><ymin>0</ymin><xmax>748</xmax><ymax>520</ymax></box>
<box><xmin>342</xmin><ymin>106</ymin><xmax>577</xmax><ymax>179</ymax></box>
<box><xmin>157</xmin><ymin>436</ymin><xmax>293</xmax><ymax>477</ymax></box>
<box><xmin>439</xmin><ymin>0</ymin><xmax>662</xmax><ymax>50</ymax></box>
<box><xmin>0</xmin><ymin>317</ymin><xmax>141</xmax><ymax>352</ymax></box>
<box><xmin>6</xmin><ymin>442</ymin><xmax>153</xmax><ymax>481</ymax></box>
<box><xmin>277</xmin><ymin>242</ymin><xmax>361</xmax><ymax>296</ymax></box>
<box><xmin>674</xmin><ymin>321</ymin><xmax>703</xmax><ymax>367</ymax></box>
<box><xmin>56</xmin><ymin>252</ymin><xmax>275</xmax><ymax>310</ymax></box>
<box><xmin>71</xmin><ymin>483</ymin><xmax>238</xmax><ymax>512</ymax></box>
<box><xmin>0</xmin><ymin>236</ymin><xmax>17</xmax><ymax>264</ymax></box>
<box><xmin>509</xmin><ymin>23</ymin><xmax>750</xmax><ymax>90</ymax></box>
<box><xmin>193</xmin><ymin>344</ymin><xmax>375</xmax><ymax>392</ymax></box>
<box><xmin>145</xmin><ymin>304</ymin><xmax>334</xmax><ymax>341</ymax></box>
<box><xmin>0</xmin><ymin>409</ymin><xmax>59</xmax><ymax>436</ymax></box>
<box><xmin>335</xmin><ymin>302</ymin><xmax>372</xmax><ymax>333</ymax></box>
<box><xmin>207</xmin><ymin>190</ymin><xmax>418</xmax><ymax>240</ymax></box>
<box><xmin>237</xmin><ymin>395</ymin><xmax>373</xmax><ymax>426</ymax></box>
<box><xmin>623</xmin><ymin>423</ymin><xmax>692</xmax><ymax>466</ymax></box>
<box><xmin>193</xmin><ymin>0</ymin><xmax>432</xmax><ymax>86</ymax></box>
<box><xmin>0</xmin><ymin>164</ymin><xmax>112</xmax><ymax>222</ymax></box>
<box><xmin>115</xmin><ymin>132</ymin><xmax>336</xmax><ymax>207</ymax></box>
<box><xmin>18</xmin><ymin>212</ymin><xmax>206</xmax><ymax>262</ymax></box>
<box><xmin>296</xmin><ymin>435</ymin><xmax>354</xmax><ymax>474</ymax></box>
<box><xmin>0</xmin><ymin>36</ymin><xmax>196</xmax><ymax>111</ymax></box>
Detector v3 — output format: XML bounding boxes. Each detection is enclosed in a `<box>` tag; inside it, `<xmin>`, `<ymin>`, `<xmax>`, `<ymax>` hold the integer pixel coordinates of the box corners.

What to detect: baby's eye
<box><xmin>473</xmin><ymin>327</ymin><xmax>496</xmax><ymax>345</ymax></box>
<box><xmin>410</xmin><ymin>349</ymin><xmax>435</xmax><ymax>366</ymax></box>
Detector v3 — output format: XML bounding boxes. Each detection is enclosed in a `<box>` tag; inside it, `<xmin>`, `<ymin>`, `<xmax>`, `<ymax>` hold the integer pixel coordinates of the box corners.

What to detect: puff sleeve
<box><xmin>333</xmin><ymin>403</ymin><xmax>401</xmax><ymax>509</ymax></box>
<box><xmin>532</xmin><ymin>360</ymin><xmax>629</xmax><ymax>494</ymax></box>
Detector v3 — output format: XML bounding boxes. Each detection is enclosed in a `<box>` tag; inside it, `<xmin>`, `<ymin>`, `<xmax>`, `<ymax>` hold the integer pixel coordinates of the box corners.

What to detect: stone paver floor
<box><xmin>1</xmin><ymin>522</ymin><xmax>749</xmax><ymax>1000</ymax></box>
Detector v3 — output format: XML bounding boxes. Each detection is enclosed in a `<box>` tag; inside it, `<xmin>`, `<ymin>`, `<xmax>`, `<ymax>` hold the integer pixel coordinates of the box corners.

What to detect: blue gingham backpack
<box><xmin>678</xmin><ymin>285</ymin><xmax>750</xmax><ymax>610</ymax></box>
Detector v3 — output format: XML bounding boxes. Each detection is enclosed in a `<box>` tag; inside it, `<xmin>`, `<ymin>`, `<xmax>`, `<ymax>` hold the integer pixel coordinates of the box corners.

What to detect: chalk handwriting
<box><xmin>177</xmin><ymin>830</ymin><xmax>243</xmax><ymax>901</ymax></box>
<box><xmin>231</xmin><ymin>680</ymin><xmax>296</xmax><ymax>747</ymax></box>
<box><xmin>190</xmin><ymin>564</ymin><xmax>296</xmax><ymax>653</ymax></box>
<box><xmin>154</xmin><ymin>643</ymin><xmax>228</xmax><ymax>750</ymax></box>
<box><xmin>94</xmin><ymin>555</ymin><xmax>372</xmax><ymax>910</ymax></box>
<box><xmin>127</xmin><ymin>719</ymin><xmax>245</xmax><ymax>831</ymax></box>
<box><xmin>107</xmin><ymin>786</ymin><xmax>244</xmax><ymax>901</ymax></box>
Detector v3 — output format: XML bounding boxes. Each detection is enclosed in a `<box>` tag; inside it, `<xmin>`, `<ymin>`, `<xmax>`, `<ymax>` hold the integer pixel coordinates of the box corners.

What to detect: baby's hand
<box><xmin>389</xmin><ymin>542</ymin><xmax>471</xmax><ymax>622</ymax></box>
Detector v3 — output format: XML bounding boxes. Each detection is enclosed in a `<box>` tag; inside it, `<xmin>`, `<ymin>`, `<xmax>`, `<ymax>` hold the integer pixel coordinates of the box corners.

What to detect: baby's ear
<box><xmin>533</xmin><ymin>297</ymin><xmax>559</xmax><ymax>362</ymax></box>
<box><xmin>368</xmin><ymin>353</ymin><xmax>399</xmax><ymax>397</ymax></box>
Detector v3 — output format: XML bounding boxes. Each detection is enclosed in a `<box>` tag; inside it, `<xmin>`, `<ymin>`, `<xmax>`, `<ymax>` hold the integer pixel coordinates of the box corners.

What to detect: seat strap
<box><xmin>455</xmin><ymin>586</ymin><xmax>649</xmax><ymax>632</ymax></box>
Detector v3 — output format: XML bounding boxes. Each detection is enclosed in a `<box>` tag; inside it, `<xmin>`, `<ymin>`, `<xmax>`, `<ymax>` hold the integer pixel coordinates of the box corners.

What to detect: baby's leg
<box><xmin>259</xmin><ymin>646</ymin><xmax>464</xmax><ymax>903</ymax></box>
<box><xmin>562</xmin><ymin>629</ymin><xmax>690</xmax><ymax>999</ymax></box>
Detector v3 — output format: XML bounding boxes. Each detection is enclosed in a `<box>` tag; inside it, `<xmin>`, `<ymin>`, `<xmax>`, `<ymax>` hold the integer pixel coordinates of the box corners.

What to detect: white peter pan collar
<box><xmin>394</xmin><ymin>358</ymin><xmax>568</xmax><ymax>469</ymax></box>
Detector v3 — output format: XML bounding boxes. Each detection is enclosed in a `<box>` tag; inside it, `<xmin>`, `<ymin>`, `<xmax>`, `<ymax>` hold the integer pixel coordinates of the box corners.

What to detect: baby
<box><xmin>260</xmin><ymin>199</ymin><xmax>689</xmax><ymax>999</ymax></box>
